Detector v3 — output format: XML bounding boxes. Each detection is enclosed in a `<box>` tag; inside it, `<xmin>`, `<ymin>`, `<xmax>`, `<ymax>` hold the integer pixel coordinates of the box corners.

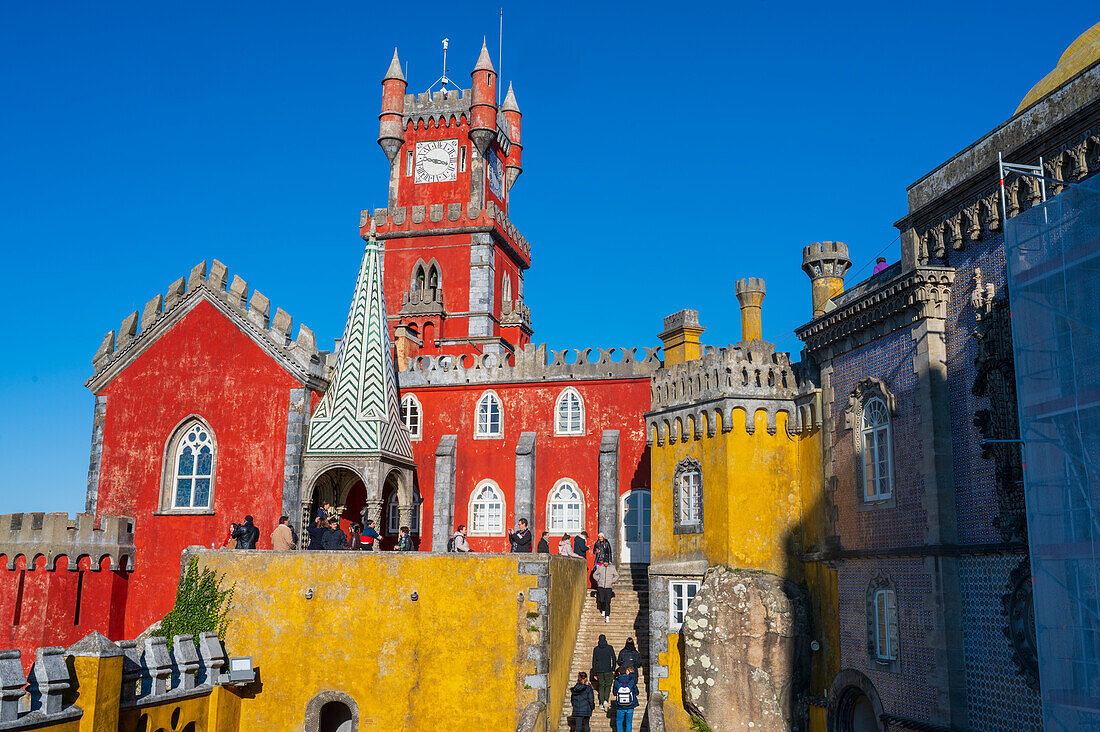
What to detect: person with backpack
<box><xmin>569</xmin><ymin>671</ymin><xmax>596</xmax><ymax>732</ymax></box>
<box><xmin>612</xmin><ymin>666</ymin><xmax>639</xmax><ymax>731</ymax></box>
<box><xmin>590</xmin><ymin>634</ymin><xmax>617</xmax><ymax>710</ymax></box>
<box><xmin>233</xmin><ymin>515</ymin><xmax>260</xmax><ymax>549</ymax></box>
<box><xmin>617</xmin><ymin>638</ymin><xmax>642</xmax><ymax>671</ymax></box>
<box><xmin>361</xmin><ymin>519</ymin><xmax>381</xmax><ymax>551</ymax></box>
<box><xmin>508</xmin><ymin>518</ymin><xmax>532</xmax><ymax>552</ymax></box>
<box><xmin>397</xmin><ymin>526</ymin><xmax>413</xmax><ymax>551</ymax></box>
<box><xmin>537</xmin><ymin>531</ymin><xmax>550</xmax><ymax>553</ymax></box>
<box><xmin>448</xmin><ymin>524</ymin><xmax>470</xmax><ymax>552</ymax></box>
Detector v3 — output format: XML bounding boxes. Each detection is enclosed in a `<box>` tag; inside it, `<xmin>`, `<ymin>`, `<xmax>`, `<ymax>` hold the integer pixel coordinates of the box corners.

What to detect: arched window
<box><xmin>164</xmin><ymin>420</ymin><xmax>215</xmax><ymax>510</ymax></box>
<box><xmin>428</xmin><ymin>266</ymin><xmax>439</xmax><ymax>297</ymax></box>
<box><xmin>673</xmin><ymin>457</ymin><xmax>703</xmax><ymax>534</ymax></box>
<box><xmin>547</xmin><ymin>480</ymin><xmax>584</xmax><ymax>532</ymax></box>
<box><xmin>501</xmin><ymin>274</ymin><xmax>512</xmax><ymax>304</ymax></box>
<box><xmin>414</xmin><ymin>265</ymin><xmax>426</xmax><ymax>292</ymax></box>
<box><xmin>400</xmin><ymin>394</ymin><xmax>422</xmax><ymax>439</ymax></box>
<box><xmin>873</xmin><ymin>588</ymin><xmax>899</xmax><ymax>661</ymax></box>
<box><xmin>475</xmin><ymin>391</ymin><xmax>503</xmax><ymax>438</ymax></box>
<box><xmin>861</xmin><ymin>397</ymin><xmax>893</xmax><ymax>501</ymax></box>
<box><xmin>386</xmin><ymin>492</ymin><xmax>420</xmax><ymax>535</ymax></box>
<box><xmin>555</xmin><ymin>388</ymin><xmax>584</xmax><ymax>436</ymax></box>
<box><xmin>469</xmin><ymin>481</ymin><xmax>505</xmax><ymax>535</ymax></box>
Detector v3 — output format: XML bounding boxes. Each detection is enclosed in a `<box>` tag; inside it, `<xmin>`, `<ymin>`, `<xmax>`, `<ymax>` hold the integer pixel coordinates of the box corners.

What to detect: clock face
<box><xmin>415</xmin><ymin>139</ymin><xmax>459</xmax><ymax>183</ymax></box>
<box><xmin>486</xmin><ymin>150</ymin><xmax>504</xmax><ymax>199</ymax></box>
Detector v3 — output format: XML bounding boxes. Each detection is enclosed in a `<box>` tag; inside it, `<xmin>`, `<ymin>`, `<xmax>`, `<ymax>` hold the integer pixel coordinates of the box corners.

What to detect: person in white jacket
<box><xmin>558</xmin><ymin>533</ymin><xmax>578</xmax><ymax>557</ymax></box>
<box><xmin>593</xmin><ymin>561</ymin><xmax>619</xmax><ymax>622</ymax></box>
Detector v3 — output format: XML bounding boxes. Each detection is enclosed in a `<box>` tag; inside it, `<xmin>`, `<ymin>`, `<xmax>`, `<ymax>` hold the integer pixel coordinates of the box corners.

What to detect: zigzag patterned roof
<box><xmin>306</xmin><ymin>239</ymin><xmax>412</xmax><ymax>461</ymax></box>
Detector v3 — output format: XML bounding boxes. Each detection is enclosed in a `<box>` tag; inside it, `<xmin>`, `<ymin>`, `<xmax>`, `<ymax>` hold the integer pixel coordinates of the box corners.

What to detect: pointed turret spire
<box><xmin>501</xmin><ymin>82</ymin><xmax>520</xmax><ymax>113</ymax></box>
<box><xmin>384</xmin><ymin>48</ymin><xmax>405</xmax><ymax>82</ymax></box>
<box><xmin>474</xmin><ymin>38</ymin><xmax>496</xmax><ymax>73</ymax></box>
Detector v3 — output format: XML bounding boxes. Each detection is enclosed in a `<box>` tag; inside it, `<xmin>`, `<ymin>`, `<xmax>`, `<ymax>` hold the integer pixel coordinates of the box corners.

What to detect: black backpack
<box><xmin>447</xmin><ymin>535</ymin><xmax>457</xmax><ymax>552</ymax></box>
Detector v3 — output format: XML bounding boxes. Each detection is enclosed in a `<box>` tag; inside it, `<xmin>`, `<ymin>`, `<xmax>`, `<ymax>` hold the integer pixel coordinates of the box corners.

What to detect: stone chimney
<box><xmin>801</xmin><ymin>241</ymin><xmax>852</xmax><ymax>318</ymax></box>
<box><xmin>735</xmin><ymin>277</ymin><xmax>765</xmax><ymax>342</ymax></box>
<box><xmin>659</xmin><ymin>309</ymin><xmax>705</xmax><ymax>366</ymax></box>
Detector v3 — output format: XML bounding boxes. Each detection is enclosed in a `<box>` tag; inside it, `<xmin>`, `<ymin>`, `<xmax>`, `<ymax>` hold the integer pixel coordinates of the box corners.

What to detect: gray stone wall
<box><xmin>84</xmin><ymin>395</ymin><xmax>107</xmax><ymax>515</ymax></box>
<box><xmin>598</xmin><ymin>431</ymin><xmax>619</xmax><ymax>562</ymax></box>
<box><xmin>431</xmin><ymin>435</ymin><xmax>457</xmax><ymax>551</ymax></box>
<box><xmin>515</xmin><ymin>432</ymin><xmax>536</xmax><ymax>524</ymax></box>
<box><xmin>467</xmin><ymin>233</ymin><xmax>495</xmax><ymax>338</ymax></box>
<box><xmin>281</xmin><ymin>388</ymin><xmax>310</xmax><ymax>531</ymax></box>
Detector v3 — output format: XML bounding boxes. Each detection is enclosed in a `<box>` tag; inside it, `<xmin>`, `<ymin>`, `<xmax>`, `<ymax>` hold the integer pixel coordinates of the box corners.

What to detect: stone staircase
<box><xmin>557</xmin><ymin>564</ymin><xmax>650</xmax><ymax>732</ymax></box>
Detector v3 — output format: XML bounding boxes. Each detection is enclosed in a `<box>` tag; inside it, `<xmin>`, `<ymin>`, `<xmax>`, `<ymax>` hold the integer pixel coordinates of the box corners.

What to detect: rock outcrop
<box><xmin>680</xmin><ymin>566</ymin><xmax>810</xmax><ymax>731</ymax></box>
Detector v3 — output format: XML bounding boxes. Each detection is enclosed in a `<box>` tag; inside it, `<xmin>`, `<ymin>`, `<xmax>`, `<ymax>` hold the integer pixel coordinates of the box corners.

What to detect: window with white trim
<box><xmin>873</xmin><ymin>588</ymin><xmax>899</xmax><ymax>661</ymax></box>
<box><xmin>678</xmin><ymin>470</ymin><xmax>702</xmax><ymax>526</ymax></box>
<box><xmin>475</xmin><ymin>391</ymin><xmax>503</xmax><ymax>437</ymax></box>
<box><xmin>669</xmin><ymin>580</ymin><xmax>700</xmax><ymax>631</ymax></box>
<box><xmin>171</xmin><ymin>422</ymin><xmax>215</xmax><ymax>509</ymax></box>
<box><xmin>386</xmin><ymin>493</ymin><xmax>420</xmax><ymax>535</ymax></box>
<box><xmin>400</xmin><ymin>394</ymin><xmax>421</xmax><ymax>439</ymax></box>
<box><xmin>469</xmin><ymin>481</ymin><xmax>505</xmax><ymax>535</ymax></box>
<box><xmin>861</xmin><ymin>397</ymin><xmax>893</xmax><ymax>501</ymax></box>
<box><xmin>555</xmin><ymin>388</ymin><xmax>584</xmax><ymax>436</ymax></box>
<box><xmin>548</xmin><ymin>480</ymin><xmax>583</xmax><ymax>532</ymax></box>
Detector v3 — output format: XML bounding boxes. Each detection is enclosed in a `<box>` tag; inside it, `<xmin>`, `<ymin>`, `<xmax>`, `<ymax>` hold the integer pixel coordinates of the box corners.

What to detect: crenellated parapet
<box><xmin>0</xmin><ymin>513</ymin><xmax>135</xmax><ymax>572</ymax></box>
<box><xmin>645</xmin><ymin>340</ymin><xmax>818</xmax><ymax>442</ymax></box>
<box><xmin>398</xmin><ymin>342</ymin><xmax>661</xmax><ymax>387</ymax></box>
<box><xmin>361</xmin><ymin>199</ymin><xmax>531</xmax><ymax>267</ymax></box>
<box><xmin>86</xmin><ymin>260</ymin><xmax>329</xmax><ymax>393</ymax></box>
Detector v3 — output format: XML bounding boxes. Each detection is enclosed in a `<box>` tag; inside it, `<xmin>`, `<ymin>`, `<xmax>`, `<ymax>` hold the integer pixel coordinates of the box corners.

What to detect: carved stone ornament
<box><xmin>1002</xmin><ymin>557</ymin><xmax>1039</xmax><ymax>688</ymax></box>
<box><xmin>970</xmin><ymin>267</ymin><xmax>996</xmax><ymax>321</ymax></box>
<box><xmin>845</xmin><ymin>378</ymin><xmax>895</xmax><ymax>431</ymax></box>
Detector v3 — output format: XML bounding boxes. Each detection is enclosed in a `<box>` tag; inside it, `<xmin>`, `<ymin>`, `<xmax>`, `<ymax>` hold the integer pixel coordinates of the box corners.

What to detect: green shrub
<box><xmin>690</xmin><ymin>715</ymin><xmax>713</xmax><ymax>732</ymax></box>
<box><xmin>155</xmin><ymin>558</ymin><xmax>234</xmax><ymax>650</ymax></box>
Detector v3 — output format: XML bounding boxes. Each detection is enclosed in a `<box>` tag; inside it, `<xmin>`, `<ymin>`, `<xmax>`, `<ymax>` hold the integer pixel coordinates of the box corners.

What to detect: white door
<box><xmin>621</xmin><ymin>490</ymin><xmax>651</xmax><ymax>564</ymax></box>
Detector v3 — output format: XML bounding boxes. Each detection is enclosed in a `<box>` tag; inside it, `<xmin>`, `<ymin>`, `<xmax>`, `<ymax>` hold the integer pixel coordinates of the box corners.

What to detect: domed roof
<box><xmin>1016</xmin><ymin>21</ymin><xmax>1100</xmax><ymax>114</ymax></box>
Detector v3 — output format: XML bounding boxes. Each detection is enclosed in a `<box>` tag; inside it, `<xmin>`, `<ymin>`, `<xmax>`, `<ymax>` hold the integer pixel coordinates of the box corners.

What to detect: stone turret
<box><xmin>801</xmin><ymin>241</ymin><xmax>852</xmax><ymax>318</ymax></box>
<box><xmin>378</xmin><ymin>48</ymin><xmax>407</xmax><ymax>163</ymax></box>
<box><xmin>735</xmin><ymin>277</ymin><xmax>766</xmax><ymax>342</ymax></box>
<box><xmin>658</xmin><ymin>310</ymin><xmax>705</xmax><ymax>367</ymax></box>
<box><xmin>469</xmin><ymin>39</ymin><xmax>498</xmax><ymax>155</ymax></box>
<box><xmin>501</xmin><ymin>82</ymin><xmax>522</xmax><ymax>190</ymax></box>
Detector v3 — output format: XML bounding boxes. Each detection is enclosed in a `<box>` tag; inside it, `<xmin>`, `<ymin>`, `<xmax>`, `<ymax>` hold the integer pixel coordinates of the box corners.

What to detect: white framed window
<box><xmin>475</xmin><ymin>391</ymin><xmax>503</xmax><ymax>438</ymax></box>
<box><xmin>386</xmin><ymin>493</ymin><xmax>420</xmax><ymax>535</ymax></box>
<box><xmin>678</xmin><ymin>470</ymin><xmax>702</xmax><ymax>526</ymax></box>
<box><xmin>400</xmin><ymin>394</ymin><xmax>422</xmax><ymax>440</ymax></box>
<box><xmin>547</xmin><ymin>479</ymin><xmax>584</xmax><ymax>532</ymax></box>
<box><xmin>171</xmin><ymin>422</ymin><xmax>215</xmax><ymax>509</ymax></box>
<box><xmin>873</xmin><ymin>588</ymin><xmax>899</xmax><ymax>661</ymax></box>
<box><xmin>861</xmin><ymin>397</ymin><xmax>893</xmax><ymax>501</ymax></box>
<box><xmin>554</xmin><ymin>387</ymin><xmax>584</xmax><ymax>436</ymax></box>
<box><xmin>469</xmin><ymin>480</ymin><xmax>505</xmax><ymax>536</ymax></box>
<box><xmin>669</xmin><ymin>580</ymin><xmax>700</xmax><ymax>631</ymax></box>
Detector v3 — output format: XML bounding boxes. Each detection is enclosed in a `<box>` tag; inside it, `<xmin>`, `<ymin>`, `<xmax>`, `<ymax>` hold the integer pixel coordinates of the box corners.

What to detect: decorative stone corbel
<box><xmin>845</xmin><ymin>378</ymin><xmax>895</xmax><ymax>431</ymax></box>
<box><xmin>970</xmin><ymin>267</ymin><xmax>996</xmax><ymax>321</ymax></box>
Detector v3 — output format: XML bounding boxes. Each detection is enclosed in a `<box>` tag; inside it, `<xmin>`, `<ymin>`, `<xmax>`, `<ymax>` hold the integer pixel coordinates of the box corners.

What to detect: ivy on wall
<box><xmin>155</xmin><ymin>558</ymin><xmax>234</xmax><ymax>650</ymax></box>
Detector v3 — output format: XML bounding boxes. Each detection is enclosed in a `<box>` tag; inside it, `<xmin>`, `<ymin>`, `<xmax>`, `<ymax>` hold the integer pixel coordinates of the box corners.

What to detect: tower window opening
<box><xmin>459</xmin><ymin>146</ymin><xmax>467</xmax><ymax>173</ymax></box>
<box><xmin>405</xmin><ymin>149</ymin><xmax>414</xmax><ymax>177</ymax></box>
<box><xmin>428</xmin><ymin>266</ymin><xmax>439</xmax><ymax>296</ymax></box>
<box><xmin>415</xmin><ymin>266</ymin><xmax>426</xmax><ymax>292</ymax></box>
<box><xmin>74</xmin><ymin>569</ymin><xmax>85</xmax><ymax>626</ymax></box>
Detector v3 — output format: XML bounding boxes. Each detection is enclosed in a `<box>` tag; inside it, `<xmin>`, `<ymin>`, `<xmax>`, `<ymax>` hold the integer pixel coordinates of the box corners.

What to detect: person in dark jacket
<box><xmin>347</xmin><ymin>523</ymin><xmax>362</xmax><ymax>550</ymax></box>
<box><xmin>509</xmin><ymin>518</ymin><xmax>532</xmax><ymax>552</ymax></box>
<box><xmin>322</xmin><ymin>517</ymin><xmax>348</xmax><ymax>550</ymax></box>
<box><xmin>569</xmin><ymin>671</ymin><xmax>596</xmax><ymax>732</ymax></box>
<box><xmin>573</xmin><ymin>531</ymin><xmax>588</xmax><ymax>559</ymax></box>
<box><xmin>233</xmin><ymin>516</ymin><xmax>260</xmax><ymax>549</ymax></box>
<box><xmin>593</xmin><ymin>532</ymin><xmax>613</xmax><ymax>565</ymax></box>
<box><xmin>537</xmin><ymin>531</ymin><xmax>550</xmax><ymax>553</ymax></box>
<box><xmin>612</xmin><ymin>667</ymin><xmax>639</xmax><ymax>731</ymax></box>
<box><xmin>590</xmin><ymin>634</ymin><xmax>617</xmax><ymax>710</ymax></box>
<box><xmin>617</xmin><ymin>638</ymin><xmax>642</xmax><ymax>671</ymax></box>
<box><xmin>396</xmin><ymin>526</ymin><xmax>413</xmax><ymax>551</ymax></box>
<box><xmin>306</xmin><ymin>516</ymin><xmax>326</xmax><ymax>550</ymax></box>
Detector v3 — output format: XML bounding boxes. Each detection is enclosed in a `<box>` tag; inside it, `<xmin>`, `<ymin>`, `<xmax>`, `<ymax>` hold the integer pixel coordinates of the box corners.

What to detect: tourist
<box><xmin>322</xmin><ymin>516</ymin><xmax>348</xmax><ymax>550</ymax></box>
<box><xmin>449</xmin><ymin>524</ymin><xmax>471</xmax><ymax>552</ymax></box>
<box><xmin>593</xmin><ymin>561</ymin><xmax>618</xmax><ymax>622</ymax></box>
<box><xmin>537</xmin><ymin>531</ymin><xmax>550</xmax><ymax>553</ymax></box>
<box><xmin>271</xmin><ymin>516</ymin><xmax>296</xmax><ymax>551</ymax></box>
<box><xmin>348</xmin><ymin>523</ymin><xmax>363</xmax><ymax>550</ymax></box>
<box><xmin>509</xmin><ymin>518</ymin><xmax>532</xmax><ymax>552</ymax></box>
<box><xmin>593</xmin><ymin>532</ymin><xmax>613</xmax><ymax>565</ymax></box>
<box><xmin>573</xmin><ymin>530</ymin><xmax>589</xmax><ymax>559</ymax></box>
<box><xmin>223</xmin><ymin>522</ymin><xmax>239</xmax><ymax>549</ymax></box>
<box><xmin>569</xmin><ymin>671</ymin><xmax>596</xmax><ymax>732</ymax></box>
<box><xmin>617</xmin><ymin>638</ymin><xmax>642</xmax><ymax>671</ymax></box>
<box><xmin>233</xmin><ymin>515</ymin><xmax>260</xmax><ymax>549</ymax></box>
<box><xmin>558</xmin><ymin>533</ymin><xmax>577</xmax><ymax>556</ymax></box>
<box><xmin>306</xmin><ymin>516</ymin><xmax>326</xmax><ymax>550</ymax></box>
<box><xmin>361</xmin><ymin>519</ymin><xmax>381</xmax><ymax>551</ymax></box>
<box><xmin>591</xmin><ymin>634</ymin><xmax>617</xmax><ymax>711</ymax></box>
<box><xmin>612</xmin><ymin>666</ymin><xmax>639</xmax><ymax>731</ymax></box>
<box><xmin>317</xmin><ymin>502</ymin><xmax>334</xmax><ymax>522</ymax></box>
<box><xmin>397</xmin><ymin>525</ymin><xmax>413</xmax><ymax>551</ymax></box>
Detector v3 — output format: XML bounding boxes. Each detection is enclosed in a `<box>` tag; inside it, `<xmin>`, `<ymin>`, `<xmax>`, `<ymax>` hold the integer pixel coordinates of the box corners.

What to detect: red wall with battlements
<box><xmin>95</xmin><ymin>299</ymin><xmax>314</xmax><ymax>637</ymax></box>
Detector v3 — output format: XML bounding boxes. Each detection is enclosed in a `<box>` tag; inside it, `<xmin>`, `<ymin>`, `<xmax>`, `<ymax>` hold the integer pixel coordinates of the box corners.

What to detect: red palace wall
<box><xmin>94</xmin><ymin>300</ymin><xmax>316</xmax><ymax>637</ymax></box>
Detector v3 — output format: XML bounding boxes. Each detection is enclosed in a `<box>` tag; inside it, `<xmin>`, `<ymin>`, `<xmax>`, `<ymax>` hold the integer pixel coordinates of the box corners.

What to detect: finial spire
<box><xmin>501</xmin><ymin>82</ymin><xmax>520</xmax><ymax>113</ymax></box>
<box><xmin>474</xmin><ymin>37</ymin><xmax>496</xmax><ymax>73</ymax></box>
<box><xmin>384</xmin><ymin>48</ymin><xmax>405</xmax><ymax>82</ymax></box>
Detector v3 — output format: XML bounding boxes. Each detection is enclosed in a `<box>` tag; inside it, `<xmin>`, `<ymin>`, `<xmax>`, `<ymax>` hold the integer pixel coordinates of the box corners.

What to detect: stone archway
<box><xmin>304</xmin><ymin>690</ymin><xmax>359</xmax><ymax>732</ymax></box>
<box><xmin>303</xmin><ymin>467</ymin><xmax>366</xmax><ymax>541</ymax></box>
<box><xmin>827</xmin><ymin>670</ymin><xmax>885</xmax><ymax>732</ymax></box>
<box><xmin>380</xmin><ymin>468</ymin><xmax>421</xmax><ymax>548</ymax></box>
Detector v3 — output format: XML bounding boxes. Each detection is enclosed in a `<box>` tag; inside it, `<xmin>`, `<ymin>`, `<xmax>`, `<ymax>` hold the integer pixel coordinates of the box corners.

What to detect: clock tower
<box><xmin>363</xmin><ymin>41</ymin><xmax>531</xmax><ymax>365</ymax></box>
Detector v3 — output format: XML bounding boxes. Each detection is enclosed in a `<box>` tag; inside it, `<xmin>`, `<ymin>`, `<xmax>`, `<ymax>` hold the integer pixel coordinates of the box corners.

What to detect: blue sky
<box><xmin>1</xmin><ymin>2</ymin><xmax>1096</xmax><ymax>513</ymax></box>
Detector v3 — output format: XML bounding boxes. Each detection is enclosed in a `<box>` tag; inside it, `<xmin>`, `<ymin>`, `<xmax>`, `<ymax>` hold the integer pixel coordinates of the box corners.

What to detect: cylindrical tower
<box><xmin>501</xmin><ymin>82</ymin><xmax>522</xmax><ymax>190</ymax></box>
<box><xmin>469</xmin><ymin>40</ymin><xmax>498</xmax><ymax>155</ymax></box>
<box><xmin>801</xmin><ymin>241</ymin><xmax>852</xmax><ymax>318</ymax></box>
<box><xmin>735</xmin><ymin>277</ymin><xmax>766</xmax><ymax>341</ymax></box>
<box><xmin>378</xmin><ymin>48</ymin><xmax>407</xmax><ymax>163</ymax></box>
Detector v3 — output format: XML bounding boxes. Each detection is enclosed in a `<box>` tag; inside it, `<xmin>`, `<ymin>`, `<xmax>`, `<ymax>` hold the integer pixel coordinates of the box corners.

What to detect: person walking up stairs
<box><xmin>558</xmin><ymin>564</ymin><xmax>650</xmax><ymax>732</ymax></box>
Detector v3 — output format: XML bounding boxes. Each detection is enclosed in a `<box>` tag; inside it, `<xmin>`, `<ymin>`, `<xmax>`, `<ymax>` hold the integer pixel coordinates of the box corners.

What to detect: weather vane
<box><xmin>427</xmin><ymin>37</ymin><xmax>461</xmax><ymax>97</ymax></box>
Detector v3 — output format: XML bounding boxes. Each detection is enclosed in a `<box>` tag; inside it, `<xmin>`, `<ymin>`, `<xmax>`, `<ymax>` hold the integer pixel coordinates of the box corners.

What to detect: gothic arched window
<box><xmin>547</xmin><ymin>479</ymin><xmax>584</xmax><ymax>532</ymax></box>
<box><xmin>400</xmin><ymin>394</ymin><xmax>422</xmax><ymax>440</ymax></box>
<box><xmin>475</xmin><ymin>391</ymin><xmax>503</xmax><ymax>438</ymax></box>
<box><xmin>428</xmin><ymin>266</ymin><xmax>439</xmax><ymax>296</ymax></box>
<box><xmin>163</xmin><ymin>419</ymin><xmax>216</xmax><ymax>511</ymax></box>
<box><xmin>555</xmin><ymin>388</ymin><xmax>584</xmax><ymax>436</ymax></box>
<box><xmin>861</xmin><ymin>396</ymin><xmax>893</xmax><ymax>501</ymax></box>
<box><xmin>501</xmin><ymin>274</ymin><xmax>512</xmax><ymax>305</ymax></box>
<box><xmin>469</xmin><ymin>480</ymin><xmax>505</xmax><ymax>536</ymax></box>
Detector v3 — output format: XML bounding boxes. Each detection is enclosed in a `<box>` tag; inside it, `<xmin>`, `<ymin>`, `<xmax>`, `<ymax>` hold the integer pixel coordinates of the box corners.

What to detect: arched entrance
<box><xmin>380</xmin><ymin>468</ymin><xmax>421</xmax><ymax>550</ymax></box>
<box><xmin>319</xmin><ymin>701</ymin><xmax>353</xmax><ymax>732</ymax></box>
<box><xmin>308</xmin><ymin>467</ymin><xmax>366</xmax><ymax>534</ymax></box>
<box><xmin>827</xmin><ymin>670</ymin><xmax>885</xmax><ymax>732</ymax></box>
<box><xmin>304</xmin><ymin>691</ymin><xmax>359</xmax><ymax>732</ymax></box>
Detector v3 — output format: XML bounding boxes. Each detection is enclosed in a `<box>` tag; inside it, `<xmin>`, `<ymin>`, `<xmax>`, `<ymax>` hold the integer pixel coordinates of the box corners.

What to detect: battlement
<box><xmin>403</xmin><ymin>88</ymin><xmax>471</xmax><ymax>128</ymax></box>
<box><xmin>0</xmin><ymin>631</ymin><xmax>235</xmax><ymax>729</ymax></box>
<box><xmin>0</xmin><ymin>513</ymin><xmax>135</xmax><ymax>572</ymax></box>
<box><xmin>362</xmin><ymin>200</ymin><xmax>531</xmax><ymax>265</ymax></box>
<box><xmin>398</xmin><ymin>342</ymin><xmax>661</xmax><ymax>387</ymax></box>
<box><xmin>801</xmin><ymin>241</ymin><xmax>852</xmax><ymax>278</ymax></box>
<box><xmin>86</xmin><ymin>260</ymin><xmax>328</xmax><ymax>392</ymax></box>
<box><xmin>735</xmin><ymin>277</ymin><xmax>766</xmax><ymax>296</ymax></box>
<box><xmin>661</xmin><ymin>309</ymin><xmax>700</xmax><ymax>334</ymax></box>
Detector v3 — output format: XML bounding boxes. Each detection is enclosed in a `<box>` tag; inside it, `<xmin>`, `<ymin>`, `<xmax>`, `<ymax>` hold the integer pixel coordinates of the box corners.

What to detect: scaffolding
<box><xmin>1006</xmin><ymin>175</ymin><xmax>1100</xmax><ymax>729</ymax></box>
